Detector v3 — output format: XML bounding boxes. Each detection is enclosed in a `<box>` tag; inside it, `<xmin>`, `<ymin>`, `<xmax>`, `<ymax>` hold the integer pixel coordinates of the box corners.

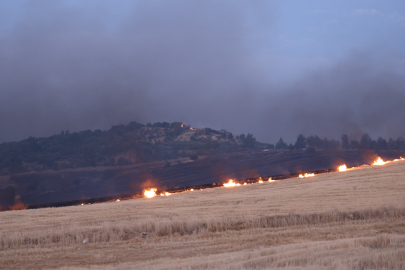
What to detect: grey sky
<box><xmin>0</xmin><ymin>0</ymin><xmax>404</xmax><ymax>143</ymax></box>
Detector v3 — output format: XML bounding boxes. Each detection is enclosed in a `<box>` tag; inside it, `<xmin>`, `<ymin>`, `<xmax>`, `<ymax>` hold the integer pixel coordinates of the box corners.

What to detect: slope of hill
<box><xmin>0</xmin><ymin>121</ymin><xmax>258</xmax><ymax>174</ymax></box>
<box><xmin>1</xmin><ymin>159</ymin><xmax>404</xmax><ymax>269</ymax></box>
<box><xmin>0</xmin><ymin>121</ymin><xmax>403</xmax><ymax>209</ymax></box>
<box><xmin>0</xmin><ymin>148</ymin><xmax>401</xmax><ymax>207</ymax></box>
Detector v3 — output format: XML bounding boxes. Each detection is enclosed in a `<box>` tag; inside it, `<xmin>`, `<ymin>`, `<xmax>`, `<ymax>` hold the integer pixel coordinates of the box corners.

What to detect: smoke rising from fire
<box><xmin>0</xmin><ymin>1</ymin><xmax>404</xmax><ymax>143</ymax></box>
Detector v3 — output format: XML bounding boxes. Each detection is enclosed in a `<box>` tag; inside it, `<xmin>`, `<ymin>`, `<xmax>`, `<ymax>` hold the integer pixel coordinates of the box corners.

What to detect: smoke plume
<box><xmin>0</xmin><ymin>1</ymin><xmax>404</xmax><ymax>144</ymax></box>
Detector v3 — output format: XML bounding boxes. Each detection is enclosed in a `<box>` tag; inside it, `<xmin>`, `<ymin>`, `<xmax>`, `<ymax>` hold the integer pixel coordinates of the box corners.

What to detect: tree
<box><xmin>376</xmin><ymin>137</ymin><xmax>387</xmax><ymax>150</ymax></box>
<box><xmin>360</xmin><ymin>133</ymin><xmax>372</xmax><ymax>149</ymax></box>
<box><xmin>341</xmin><ymin>134</ymin><xmax>349</xmax><ymax>149</ymax></box>
<box><xmin>69</xmin><ymin>132</ymin><xmax>82</xmax><ymax>144</ymax></box>
<box><xmin>276</xmin><ymin>138</ymin><xmax>288</xmax><ymax>150</ymax></box>
<box><xmin>398</xmin><ymin>137</ymin><xmax>405</xmax><ymax>151</ymax></box>
<box><xmin>295</xmin><ymin>134</ymin><xmax>306</xmax><ymax>150</ymax></box>
<box><xmin>242</xmin><ymin>133</ymin><xmax>256</xmax><ymax>148</ymax></box>
<box><xmin>350</xmin><ymin>139</ymin><xmax>360</xmax><ymax>149</ymax></box>
<box><xmin>306</xmin><ymin>135</ymin><xmax>323</xmax><ymax>148</ymax></box>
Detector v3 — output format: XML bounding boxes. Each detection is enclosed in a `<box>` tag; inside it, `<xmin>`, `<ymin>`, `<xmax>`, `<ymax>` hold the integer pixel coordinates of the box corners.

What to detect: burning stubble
<box><xmin>1</xmin><ymin>159</ymin><xmax>405</xmax><ymax>269</ymax></box>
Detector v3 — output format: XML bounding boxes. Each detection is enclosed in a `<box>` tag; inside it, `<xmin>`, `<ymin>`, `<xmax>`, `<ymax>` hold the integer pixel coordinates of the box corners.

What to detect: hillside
<box><xmin>1</xmin><ymin>158</ymin><xmax>405</xmax><ymax>269</ymax></box>
<box><xmin>0</xmin><ymin>121</ymin><xmax>403</xmax><ymax>209</ymax></box>
<box><xmin>0</xmin><ymin>121</ymin><xmax>261</xmax><ymax>174</ymax></box>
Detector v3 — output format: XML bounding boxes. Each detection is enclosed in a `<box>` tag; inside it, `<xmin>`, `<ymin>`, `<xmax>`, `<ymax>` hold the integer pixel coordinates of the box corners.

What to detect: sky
<box><xmin>0</xmin><ymin>0</ymin><xmax>404</xmax><ymax>143</ymax></box>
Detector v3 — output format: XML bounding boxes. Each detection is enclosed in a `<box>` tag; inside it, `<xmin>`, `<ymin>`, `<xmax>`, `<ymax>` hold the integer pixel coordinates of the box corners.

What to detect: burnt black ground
<box><xmin>2</xmin><ymin>149</ymin><xmax>402</xmax><ymax>207</ymax></box>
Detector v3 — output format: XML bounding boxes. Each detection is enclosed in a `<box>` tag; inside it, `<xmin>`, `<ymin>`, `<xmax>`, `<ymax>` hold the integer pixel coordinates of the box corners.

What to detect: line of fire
<box><xmin>16</xmin><ymin>156</ymin><xmax>402</xmax><ymax>210</ymax></box>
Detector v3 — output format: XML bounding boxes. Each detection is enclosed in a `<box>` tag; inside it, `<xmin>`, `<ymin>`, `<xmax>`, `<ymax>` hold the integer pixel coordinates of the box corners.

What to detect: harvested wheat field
<box><xmin>1</xmin><ymin>160</ymin><xmax>405</xmax><ymax>270</ymax></box>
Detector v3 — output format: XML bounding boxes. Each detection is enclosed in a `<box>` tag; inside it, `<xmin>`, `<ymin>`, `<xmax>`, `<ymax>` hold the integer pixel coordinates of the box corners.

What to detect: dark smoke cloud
<box><xmin>258</xmin><ymin>51</ymin><xmax>405</xmax><ymax>142</ymax></box>
<box><xmin>0</xmin><ymin>0</ymin><xmax>404</xmax><ymax>144</ymax></box>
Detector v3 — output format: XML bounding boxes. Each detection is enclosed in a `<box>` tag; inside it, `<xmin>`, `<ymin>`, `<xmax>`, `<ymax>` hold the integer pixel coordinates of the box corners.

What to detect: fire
<box><xmin>223</xmin><ymin>179</ymin><xmax>240</xmax><ymax>187</ymax></box>
<box><xmin>243</xmin><ymin>183</ymin><xmax>247</xmax><ymax>185</ymax></box>
<box><xmin>338</xmin><ymin>164</ymin><xmax>347</xmax><ymax>172</ymax></box>
<box><xmin>190</xmin><ymin>189</ymin><xmax>193</xmax><ymax>191</ymax></box>
<box><xmin>299</xmin><ymin>173</ymin><xmax>315</xmax><ymax>178</ymax></box>
<box><xmin>373</xmin><ymin>157</ymin><xmax>386</xmax><ymax>166</ymax></box>
<box><xmin>160</xmin><ymin>192</ymin><xmax>171</xmax><ymax>196</ymax></box>
<box><xmin>116</xmin><ymin>199</ymin><xmax>120</xmax><ymax>202</ymax></box>
<box><xmin>144</xmin><ymin>188</ymin><xmax>157</xmax><ymax>198</ymax></box>
<box><xmin>258</xmin><ymin>180</ymin><xmax>263</xmax><ymax>183</ymax></box>
<box><xmin>268</xmin><ymin>178</ymin><xmax>275</xmax><ymax>182</ymax></box>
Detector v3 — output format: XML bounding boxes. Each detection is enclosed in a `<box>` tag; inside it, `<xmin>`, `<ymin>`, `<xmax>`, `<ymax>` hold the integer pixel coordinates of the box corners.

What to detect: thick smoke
<box><xmin>258</xmin><ymin>52</ymin><xmax>405</xmax><ymax>142</ymax></box>
<box><xmin>0</xmin><ymin>0</ymin><xmax>404</xmax><ymax>144</ymax></box>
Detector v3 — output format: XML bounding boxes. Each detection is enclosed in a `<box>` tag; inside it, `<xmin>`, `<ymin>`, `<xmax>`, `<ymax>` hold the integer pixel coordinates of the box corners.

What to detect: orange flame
<box><xmin>338</xmin><ymin>164</ymin><xmax>347</xmax><ymax>172</ymax></box>
<box><xmin>116</xmin><ymin>199</ymin><xmax>120</xmax><ymax>202</ymax></box>
<box><xmin>299</xmin><ymin>173</ymin><xmax>315</xmax><ymax>178</ymax></box>
<box><xmin>223</xmin><ymin>179</ymin><xmax>241</xmax><ymax>187</ymax></box>
<box><xmin>373</xmin><ymin>157</ymin><xmax>386</xmax><ymax>166</ymax></box>
<box><xmin>144</xmin><ymin>188</ymin><xmax>157</xmax><ymax>198</ymax></box>
<box><xmin>268</xmin><ymin>178</ymin><xmax>275</xmax><ymax>182</ymax></box>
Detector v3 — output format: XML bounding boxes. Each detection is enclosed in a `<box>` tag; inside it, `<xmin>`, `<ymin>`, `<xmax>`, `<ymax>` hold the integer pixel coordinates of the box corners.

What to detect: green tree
<box><xmin>275</xmin><ymin>138</ymin><xmax>288</xmax><ymax>150</ymax></box>
<box><xmin>376</xmin><ymin>137</ymin><xmax>387</xmax><ymax>150</ymax></box>
<box><xmin>242</xmin><ymin>133</ymin><xmax>256</xmax><ymax>148</ymax></box>
<box><xmin>360</xmin><ymin>133</ymin><xmax>372</xmax><ymax>149</ymax></box>
<box><xmin>295</xmin><ymin>134</ymin><xmax>306</xmax><ymax>149</ymax></box>
<box><xmin>341</xmin><ymin>134</ymin><xmax>349</xmax><ymax>149</ymax></box>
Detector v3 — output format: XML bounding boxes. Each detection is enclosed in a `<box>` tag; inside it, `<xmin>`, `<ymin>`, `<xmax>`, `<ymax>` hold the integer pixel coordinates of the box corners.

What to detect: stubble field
<box><xmin>1</xmin><ymin>160</ymin><xmax>405</xmax><ymax>269</ymax></box>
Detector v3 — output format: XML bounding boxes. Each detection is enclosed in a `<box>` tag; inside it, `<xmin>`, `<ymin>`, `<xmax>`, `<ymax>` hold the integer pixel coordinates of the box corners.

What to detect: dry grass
<box><xmin>1</xmin><ymin>160</ymin><xmax>405</xmax><ymax>269</ymax></box>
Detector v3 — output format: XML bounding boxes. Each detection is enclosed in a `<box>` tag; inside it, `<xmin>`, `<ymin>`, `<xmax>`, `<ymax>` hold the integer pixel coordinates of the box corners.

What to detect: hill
<box><xmin>1</xmin><ymin>157</ymin><xmax>405</xmax><ymax>269</ymax></box>
<box><xmin>0</xmin><ymin>121</ymin><xmax>262</xmax><ymax>174</ymax></box>
<box><xmin>0</xmin><ymin>121</ymin><xmax>403</xmax><ymax>209</ymax></box>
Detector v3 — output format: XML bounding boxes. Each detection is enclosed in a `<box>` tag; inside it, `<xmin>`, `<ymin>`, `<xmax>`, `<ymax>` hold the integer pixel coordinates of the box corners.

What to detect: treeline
<box><xmin>1</xmin><ymin>119</ymin><xmax>404</xmax><ymax>174</ymax></box>
<box><xmin>0</xmin><ymin>121</ymin><xmax>147</xmax><ymax>173</ymax></box>
<box><xmin>273</xmin><ymin>133</ymin><xmax>405</xmax><ymax>152</ymax></box>
<box><xmin>0</xmin><ymin>121</ymin><xmax>263</xmax><ymax>173</ymax></box>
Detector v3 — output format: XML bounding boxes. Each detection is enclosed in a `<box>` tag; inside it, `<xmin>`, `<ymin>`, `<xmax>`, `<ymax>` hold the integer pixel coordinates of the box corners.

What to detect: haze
<box><xmin>0</xmin><ymin>0</ymin><xmax>404</xmax><ymax>144</ymax></box>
